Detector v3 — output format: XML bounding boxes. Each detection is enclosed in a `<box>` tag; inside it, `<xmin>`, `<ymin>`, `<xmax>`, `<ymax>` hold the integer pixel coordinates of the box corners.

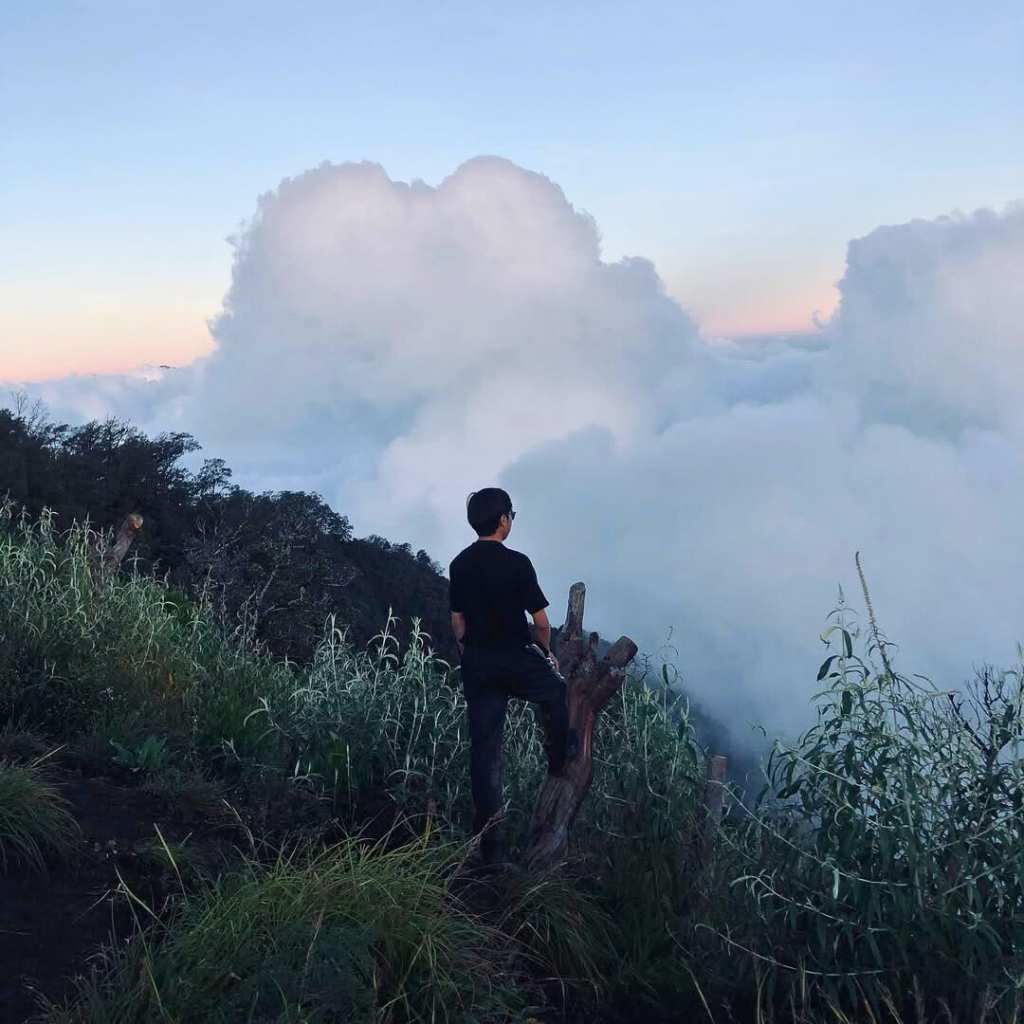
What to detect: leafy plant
<box><xmin>700</xmin><ymin>574</ymin><xmax>1024</xmax><ymax>1019</ymax></box>
<box><xmin>111</xmin><ymin>734</ymin><xmax>172</xmax><ymax>775</ymax></box>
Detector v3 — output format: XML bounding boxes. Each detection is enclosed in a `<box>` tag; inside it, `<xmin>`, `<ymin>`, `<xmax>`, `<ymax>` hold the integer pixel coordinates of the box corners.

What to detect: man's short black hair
<box><xmin>466</xmin><ymin>488</ymin><xmax>512</xmax><ymax>536</ymax></box>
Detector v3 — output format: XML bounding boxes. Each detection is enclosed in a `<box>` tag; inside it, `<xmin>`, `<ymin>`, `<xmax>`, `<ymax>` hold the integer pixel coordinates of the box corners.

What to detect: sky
<box><xmin>3</xmin><ymin>0</ymin><xmax>1022</xmax><ymax>380</ymax></box>
<box><xmin>1</xmin><ymin>2</ymin><xmax>1023</xmax><ymax>740</ymax></box>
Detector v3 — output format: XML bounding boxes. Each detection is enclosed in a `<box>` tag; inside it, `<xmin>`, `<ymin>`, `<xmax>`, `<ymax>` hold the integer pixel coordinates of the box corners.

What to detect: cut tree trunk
<box><xmin>93</xmin><ymin>513</ymin><xmax>144</xmax><ymax>585</ymax></box>
<box><xmin>526</xmin><ymin>582</ymin><xmax>637</xmax><ymax>870</ymax></box>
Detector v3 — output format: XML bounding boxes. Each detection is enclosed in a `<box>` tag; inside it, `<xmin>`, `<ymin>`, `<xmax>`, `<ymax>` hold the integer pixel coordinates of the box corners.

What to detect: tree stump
<box><xmin>90</xmin><ymin>513</ymin><xmax>144</xmax><ymax>589</ymax></box>
<box><xmin>526</xmin><ymin>582</ymin><xmax>637</xmax><ymax>870</ymax></box>
<box><xmin>104</xmin><ymin>513</ymin><xmax>144</xmax><ymax>573</ymax></box>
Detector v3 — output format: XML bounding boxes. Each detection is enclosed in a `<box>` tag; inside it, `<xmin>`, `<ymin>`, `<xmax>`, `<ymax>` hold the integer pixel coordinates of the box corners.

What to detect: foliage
<box><xmin>0</xmin><ymin>500</ymin><xmax>294</xmax><ymax>761</ymax></box>
<box><xmin>0</xmin><ymin>726</ymin><xmax>49</xmax><ymax>762</ymax></box>
<box><xmin>44</xmin><ymin>834</ymin><xmax>531</xmax><ymax>1024</ymax></box>
<box><xmin>0</xmin><ymin>402</ymin><xmax>453</xmax><ymax>661</ymax></box>
<box><xmin>683</xmin><ymin>588</ymin><xmax>1024</xmax><ymax>1020</ymax></box>
<box><xmin>249</xmin><ymin>614</ymin><xmax>703</xmax><ymax>861</ymax></box>
<box><xmin>492</xmin><ymin>869</ymin><xmax>617</xmax><ymax>998</ymax></box>
<box><xmin>3</xmin><ymin>500</ymin><xmax>1024</xmax><ymax>1020</ymax></box>
<box><xmin>0</xmin><ymin>757</ymin><xmax>80</xmax><ymax>871</ymax></box>
<box><xmin>111</xmin><ymin>734</ymin><xmax>172</xmax><ymax>774</ymax></box>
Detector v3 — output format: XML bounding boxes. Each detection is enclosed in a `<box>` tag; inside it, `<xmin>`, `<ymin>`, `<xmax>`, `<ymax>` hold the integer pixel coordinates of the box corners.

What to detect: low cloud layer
<box><xmin>10</xmin><ymin>159</ymin><xmax>1024</xmax><ymax>738</ymax></box>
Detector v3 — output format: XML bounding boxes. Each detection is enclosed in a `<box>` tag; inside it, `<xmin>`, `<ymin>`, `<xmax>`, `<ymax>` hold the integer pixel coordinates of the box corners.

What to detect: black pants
<box><xmin>461</xmin><ymin>644</ymin><xmax>569</xmax><ymax>857</ymax></box>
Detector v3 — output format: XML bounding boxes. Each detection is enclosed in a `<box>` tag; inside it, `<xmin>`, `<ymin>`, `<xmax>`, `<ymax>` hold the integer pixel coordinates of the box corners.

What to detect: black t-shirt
<box><xmin>448</xmin><ymin>540</ymin><xmax>548</xmax><ymax>649</ymax></box>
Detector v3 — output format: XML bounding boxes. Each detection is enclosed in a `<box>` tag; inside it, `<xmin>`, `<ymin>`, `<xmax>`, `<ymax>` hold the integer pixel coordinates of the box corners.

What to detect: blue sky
<box><xmin>2</xmin><ymin>0</ymin><xmax>1021</xmax><ymax>379</ymax></box>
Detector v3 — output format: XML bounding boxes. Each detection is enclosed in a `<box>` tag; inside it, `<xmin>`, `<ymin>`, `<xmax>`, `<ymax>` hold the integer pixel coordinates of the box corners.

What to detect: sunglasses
<box><xmin>507</xmin><ymin>509</ymin><xmax>516</xmax><ymax>521</ymax></box>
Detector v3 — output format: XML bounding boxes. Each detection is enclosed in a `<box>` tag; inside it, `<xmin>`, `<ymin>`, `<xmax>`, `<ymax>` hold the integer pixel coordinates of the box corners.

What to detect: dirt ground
<box><xmin>0</xmin><ymin>773</ymin><xmax>223</xmax><ymax>1024</ymax></box>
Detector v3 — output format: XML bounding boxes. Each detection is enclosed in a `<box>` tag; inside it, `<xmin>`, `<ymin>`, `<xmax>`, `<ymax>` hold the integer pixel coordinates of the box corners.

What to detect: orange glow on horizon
<box><xmin>665</xmin><ymin>271</ymin><xmax>840</xmax><ymax>338</ymax></box>
<box><xmin>701</xmin><ymin>298</ymin><xmax>836</xmax><ymax>337</ymax></box>
<box><xmin>2</xmin><ymin>273</ymin><xmax>841</xmax><ymax>385</ymax></box>
<box><xmin>0</xmin><ymin>302</ymin><xmax>217</xmax><ymax>383</ymax></box>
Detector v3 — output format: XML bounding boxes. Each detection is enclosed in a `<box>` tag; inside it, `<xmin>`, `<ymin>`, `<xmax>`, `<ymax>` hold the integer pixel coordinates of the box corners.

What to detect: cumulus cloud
<box><xmin>828</xmin><ymin>207</ymin><xmax>1024</xmax><ymax>436</ymax></box>
<box><xmin>7</xmin><ymin>160</ymin><xmax>1023</xmax><ymax>739</ymax></box>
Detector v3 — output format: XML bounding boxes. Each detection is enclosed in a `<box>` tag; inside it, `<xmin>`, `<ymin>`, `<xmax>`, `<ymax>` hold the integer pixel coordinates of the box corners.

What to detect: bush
<box><xmin>250</xmin><ymin>617</ymin><xmax>704</xmax><ymax>850</ymax></box>
<box><xmin>111</xmin><ymin>734</ymin><xmax>172</xmax><ymax>774</ymax></box>
<box><xmin>0</xmin><ymin>758</ymin><xmax>80</xmax><ymax>871</ymax></box>
<box><xmin>45</xmin><ymin>834</ymin><xmax>529</xmax><ymax>1024</ymax></box>
<box><xmin>685</xmin><ymin>591</ymin><xmax>1024</xmax><ymax>1020</ymax></box>
<box><xmin>0</xmin><ymin>501</ymin><xmax>294</xmax><ymax>764</ymax></box>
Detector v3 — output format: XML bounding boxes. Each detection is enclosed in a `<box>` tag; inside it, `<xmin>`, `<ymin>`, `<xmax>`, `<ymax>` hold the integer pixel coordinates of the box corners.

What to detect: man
<box><xmin>449</xmin><ymin>487</ymin><xmax>575</xmax><ymax>864</ymax></box>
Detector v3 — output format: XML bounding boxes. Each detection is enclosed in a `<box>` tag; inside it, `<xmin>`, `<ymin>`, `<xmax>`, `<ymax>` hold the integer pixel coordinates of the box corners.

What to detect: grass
<box><xmin>0</xmin><ymin>757</ymin><xmax>80</xmax><ymax>871</ymax></box>
<box><xmin>43</xmin><ymin>832</ymin><xmax>534</xmax><ymax>1024</ymax></box>
<box><xmin>491</xmin><ymin>869</ymin><xmax>616</xmax><ymax>999</ymax></box>
<box><xmin>4</xmin><ymin>503</ymin><xmax>1024</xmax><ymax>1021</ymax></box>
<box><xmin>0</xmin><ymin>501</ymin><xmax>296</xmax><ymax>763</ymax></box>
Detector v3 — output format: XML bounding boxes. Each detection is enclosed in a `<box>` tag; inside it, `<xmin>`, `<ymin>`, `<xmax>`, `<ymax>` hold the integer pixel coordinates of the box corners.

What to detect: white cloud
<box><xmin>827</xmin><ymin>206</ymin><xmax>1024</xmax><ymax>435</ymax></box>
<box><xmin>7</xmin><ymin>161</ymin><xmax>1023</xmax><ymax>739</ymax></box>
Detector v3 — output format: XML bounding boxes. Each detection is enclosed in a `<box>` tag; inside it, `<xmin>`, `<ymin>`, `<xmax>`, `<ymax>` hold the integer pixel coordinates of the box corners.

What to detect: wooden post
<box><xmin>699</xmin><ymin>754</ymin><xmax>728</xmax><ymax>867</ymax></box>
<box><xmin>526</xmin><ymin>582</ymin><xmax>638</xmax><ymax>870</ymax></box>
<box><xmin>97</xmin><ymin>513</ymin><xmax>144</xmax><ymax>580</ymax></box>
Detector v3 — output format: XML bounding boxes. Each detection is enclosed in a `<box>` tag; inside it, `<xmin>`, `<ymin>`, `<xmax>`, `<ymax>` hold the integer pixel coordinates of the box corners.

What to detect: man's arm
<box><xmin>530</xmin><ymin>608</ymin><xmax>559</xmax><ymax>671</ymax></box>
<box><xmin>530</xmin><ymin>607</ymin><xmax>552</xmax><ymax>653</ymax></box>
<box><xmin>523</xmin><ymin>555</ymin><xmax>557</xmax><ymax>669</ymax></box>
<box><xmin>449</xmin><ymin>559</ymin><xmax>466</xmax><ymax>658</ymax></box>
<box><xmin>451</xmin><ymin>611</ymin><xmax>466</xmax><ymax>656</ymax></box>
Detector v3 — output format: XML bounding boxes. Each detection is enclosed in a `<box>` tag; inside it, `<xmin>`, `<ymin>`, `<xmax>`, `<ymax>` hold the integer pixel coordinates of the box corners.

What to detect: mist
<box><xmin>9</xmin><ymin>158</ymin><xmax>1023</xmax><ymax>738</ymax></box>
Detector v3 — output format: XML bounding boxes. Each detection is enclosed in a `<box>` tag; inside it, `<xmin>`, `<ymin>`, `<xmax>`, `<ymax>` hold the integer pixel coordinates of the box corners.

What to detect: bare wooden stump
<box><xmin>526</xmin><ymin>582</ymin><xmax>637</xmax><ymax>870</ymax></box>
<box><xmin>92</xmin><ymin>513</ymin><xmax>144</xmax><ymax>587</ymax></box>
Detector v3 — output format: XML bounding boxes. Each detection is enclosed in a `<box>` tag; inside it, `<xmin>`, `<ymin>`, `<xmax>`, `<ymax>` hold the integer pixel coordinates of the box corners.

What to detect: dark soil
<box><xmin>0</xmin><ymin>771</ymin><xmax>231</xmax><ymax>1024</ymax></box>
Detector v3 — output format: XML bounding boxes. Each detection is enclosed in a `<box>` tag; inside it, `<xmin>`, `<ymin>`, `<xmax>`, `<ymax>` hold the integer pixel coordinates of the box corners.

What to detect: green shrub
<box><xmin>0</xmin><ymin>501</ymin><xmax>294</xmax><ymax>764</ymax></box>
<box><xmin>687</xmin><ymin>591</ymin><xmax>1024</xmax><ymax>1020</ymax></box>
<box><xmin>0</xmin><ymin>758</ymin><xmax>80</xmax><ymax>870</ymax></box>
<box><xmin>111</xmin><ymin>734</ymin><xmax>172</xmax><ymax>774</ymax></box>
<box><xmin>251</xmin><ymin>616</ymin><xmax>703</xmax><ymax>853</ymax></box>
<box><xmin>45</xmin><ymin>834</ymin><xmax>530</xmax><ymax>1023</ymax></box>
<box><xmin>0</xmin><ymin>503</ymin><xmax>702</xmax><ymax>856</ymax></box>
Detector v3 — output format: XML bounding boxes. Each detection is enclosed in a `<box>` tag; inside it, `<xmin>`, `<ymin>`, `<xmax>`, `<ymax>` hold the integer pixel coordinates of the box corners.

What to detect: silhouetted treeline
<box><xmin>0</xmin><ymin>403</ymin><xmax>455</xmax><ymax>662</ymax></box>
